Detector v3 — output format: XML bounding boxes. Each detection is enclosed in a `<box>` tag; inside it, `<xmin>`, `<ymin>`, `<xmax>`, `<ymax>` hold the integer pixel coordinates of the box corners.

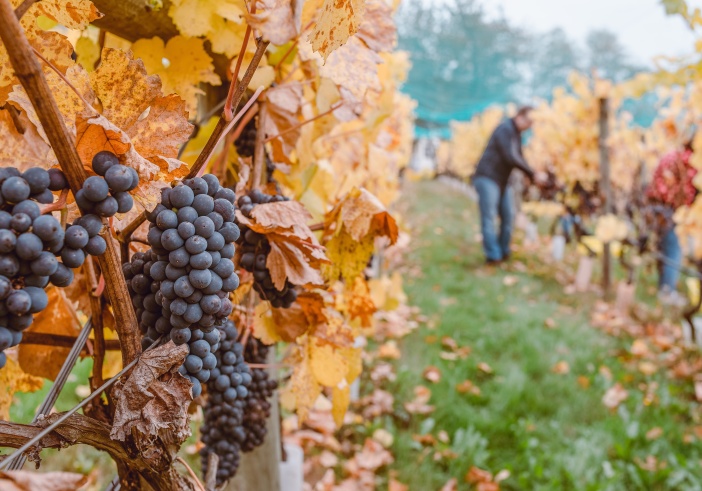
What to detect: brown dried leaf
<box><xmin>0</xmin><ymin>470</ymin><xmax>87</xmax><ymax>491</ymax></box>
<box><xmin>0</xmin><ymin>108</ymin><xmax>52</xmax><ymax>169</ymax></box>
<box><xmin>356</xmin><ymin>0</ymin><xmax>397</xmax><ymax>53</ymax></box>
<box><xmin>18</xmin><ymin>288</ymin><xmax>81</xmax><ymax>380</ymax></box>
<box><xmin>347</xmin><ymin>276</ymin><xmax>376</xmax><ymax>327</ymax></box>
<box><xmin>270</xmin><ymin>301</ymin><xmax>311</xmax><ymax>342</ymax></box>
<box><xmin>263</xmin><ymin>101</ymin><xmax>301</xmax><ymax>165</ymax></box>
<box><xmin>423</xmin><ymin>366</ymin><xmax>441</xmax><ymax>383</ymax></box>
<box><xmin>267</xmin><ymin>233</ymin><xmax>328</xmax><ymax>290</ymax></box>
<box><xmin>333</xmin><ymin>187</ymin><xmax>398</xmax><ymax>243</ymax></box>
<box><xmin>307</xmin><ymin>0</ymin><xmax>366</xmax><ymax>61</ymax></box>
<box><xmin>246</xmin><ymin>0</ymin><xmax>298</xmax><ymax>45</ymax></box>
<box><xmin>249</xmin><ymin>200</ymin><xmax>314</xmax><ymax>237</ymax></box>
<box><xmin>111</xmin><ymin>341</ymin><xmax>191</xmax><ymax>442</ymax></box>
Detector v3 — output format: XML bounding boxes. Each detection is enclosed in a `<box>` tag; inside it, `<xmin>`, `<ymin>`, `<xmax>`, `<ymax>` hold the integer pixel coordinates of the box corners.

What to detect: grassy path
<box><xmin>387</xmin><ymin>180</ymin><xmax>702</xmax><ymax>490</ymax></box>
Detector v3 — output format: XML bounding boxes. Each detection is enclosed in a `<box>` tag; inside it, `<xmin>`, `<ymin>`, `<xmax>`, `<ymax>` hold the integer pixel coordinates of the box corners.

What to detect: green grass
<box><xmin>385</xmin><ymin>180</ymin><xmax>702</xmax><ymax>491</ymax></box>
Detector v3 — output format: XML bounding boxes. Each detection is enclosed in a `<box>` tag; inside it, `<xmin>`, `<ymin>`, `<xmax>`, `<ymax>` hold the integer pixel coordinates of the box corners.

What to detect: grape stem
<box><xmin>224</xmin><ymin>24</ymin><xmax>254</xmax><ymax>122</ymax></box>
<box><xmin>263</xmin><ymin>103</ymin><xmax>344</xmax><ymax>144</ymax></box>
<box><xmin>204</xmin><ymin>452</ymin><xmax>219</xmax><ymax>491</ymax></box>
<box><xmin>13</xmin><ymin>0</ymin><xmax>35</xmax><ymax>19</ymax></box>
<box><xmin>39</xmin><ymin>187</ymin><xmax>69</xmax><ymax>215</ymax></box>
<box><xmin>175</xmin><ymin>457</ymin><xmax>206</xmax><ymax>491</ymax></box>
<box><xmin>309</xmin><ymin>222</ymin><xmax>324</xmax><ymax>232</ymax></box>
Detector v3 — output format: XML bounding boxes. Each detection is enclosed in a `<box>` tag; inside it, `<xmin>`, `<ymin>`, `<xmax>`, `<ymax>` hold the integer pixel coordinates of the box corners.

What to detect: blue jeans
<box><xmin>659</xmin><ymin>227</ymin><xmax>682</xmax><ymax>292</ymax></box>
<box><xmin>473</xmin><ymin>176</ymin><xmax>514</xmax><ymax>262</ymax></box>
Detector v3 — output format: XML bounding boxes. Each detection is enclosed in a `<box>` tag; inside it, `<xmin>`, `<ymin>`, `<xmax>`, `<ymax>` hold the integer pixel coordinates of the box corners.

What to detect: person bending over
<box><xmin>472</xmin><ymin>106</ymin><xmax>538</xmax><ymax>265</ymax></box>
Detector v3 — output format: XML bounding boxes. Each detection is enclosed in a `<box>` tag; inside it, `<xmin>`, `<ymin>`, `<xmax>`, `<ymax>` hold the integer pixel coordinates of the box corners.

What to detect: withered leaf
<box><xmin>0</xmin><ymin>470</ymin><xmax>87</xmax><ymax>491</ymax></box>
<box><xmin>356</xmin><ymin>0</ymin><xmax>397</xmax><ymax>53</ymax></box>
<box><xmin>267</xmin><ymin>233</ymin><xmax>328</xmax><ymax>290</ymax></box>
<box><xmin>246</xmin><ymin>0</ymin><xmax>298</xmax><ymax>46</ymax></box>
<box><xmin>308</xmin><ymin>0</ymin><xmax>366</xmax><ymax>61</ymax></box>
<box><xmin>111</xmin><ymin>341</ymin><xmax>191</xmax><ymax>442</ymax></box>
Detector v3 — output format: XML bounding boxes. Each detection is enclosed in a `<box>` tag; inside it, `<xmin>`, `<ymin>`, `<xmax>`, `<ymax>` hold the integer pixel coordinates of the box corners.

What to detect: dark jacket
<box><xmin>473</xmin><ymin>119</ymin><xmax>534</xmax><ymax>189</ymax></box>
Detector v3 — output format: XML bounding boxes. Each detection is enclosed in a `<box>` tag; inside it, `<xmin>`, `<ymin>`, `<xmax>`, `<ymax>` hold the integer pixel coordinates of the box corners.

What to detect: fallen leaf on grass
<box><xmin>456</xmin><ymin>380</ymin><xmax>481</xmax><ymax>396</ymax></box>
<box><xmin>646</xmin><ymin>427</ymin><xmax>664</xmax><ymax>440</ymax></box>
<box><xmin>495</xmin><ymin>469</ymin><xmax>511</xmax><ymax>483</ymax></box>
<box><xmin>441</xmin><ymin>336</ymin><xmax>458</xmax><ymax>350</ymax></box>
<box><xmin>388</xmin><ymin>476</ymin><xmax>409</xmax><ymax>491</ymax></box>
<box><xmin>602</xmin><ymin>383</ymin><xmax>628</xmax><ymax>410</ymax></box>
<box><xmin>0</xmin><ymin>470</ymin><xmax>87</xmax><ymax>491</ymax></box>
<box><xmin>440</xmin><ymin>478</ymin><xmax>458</xmax><ymax>491</ymax></box>
<box><xmin>631</xmin><ymin>339</ymin><xmax>651</xmax><ymax>357</ymax></box>
<box><xmin>405</xmin><ymin>386</ymin><xmax>434</xmax><ymax>415</ymax></box>
<box><xmin>544</xmin><ymin>317</ymin><xmax>557</xmax><ymax>329</ymax></box>
<box><xmin>372</xmin><ymin>428</ymin><xmax>394</xmax><ymax>448</ymax></box>
<box><xmin>423</xmin><ymin>366</ymin><xmax>441</xmax><ymax>383</ymax></box>
<box><xmin>319</xmin><ymin>450</ymin><xmax>339</xmax><ymax>468</ymax></box>
<box><xmin>577</xmin><ymin>376</ymin><xmax>591</xmax><ymax>389</ymax></box>
<box><xmin>439</xmin><ymin>297</ymin><xmax>457</xmax><ymax>306</ymax></box>
<box><xmin>638</xmin><ymin>361</ymin><xmax>658</xmax><ymax>376</ymax></box>
<box><xmin>437</xmin><ymin>430</ymin><xmax>450</xmax><ymax>443</ymax></box>
<box><xmin>412</xmin><ymin>433</ymin><xmax>437</xmax><ymax>446</ymax></box>
<box><xmin>552</xmin><ymin>361</ymin><xmax>570</xmax><ymax>374</ymax></box>
<box><xmin>503</xmin><ymin>275</ymin><xmax>519</xmax><ymax>287</ymax></box>
<box><xmin>477</xmin><ymin>362</ymin><xmax>494</xmax><ymax>374</ymax></box>
<box><xmin>378</xmin><ymin>341</ymin><xmax>401</xmax><ymax>359</ymax></box>
<box><xmin>599</xmin><ymin>365</ymin><xmax>613</xmax><ymax>381</ymax></box>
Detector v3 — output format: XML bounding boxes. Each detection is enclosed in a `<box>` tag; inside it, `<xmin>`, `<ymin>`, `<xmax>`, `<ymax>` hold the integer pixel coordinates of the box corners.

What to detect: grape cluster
<box><xmin>75</xmin><ymin>151</ymin><xmax>139</xmax><ymax>217</ymax></box>
<box><xmin>124</xmin><ymin>175</ymin><xmax>241</xmax><ymax>392</ymax></box>
<box><xmin>234</xmin><ymin>116</ymin><xmax>257</xmax><ymax>158</ymax></box>
<box><xmin>200</xmin><ymin>320</ymin><xmax>251</xmax><ymax>485</ymax></box>
<box><xmin>236</xmin><ymin>190</ymin><xmax>298</xmax><ymax>308</ymax></box>
<box><xmin>239</xmin><ymin>337</ymin><xmax>277</xmax><ymax>452</ymax></box>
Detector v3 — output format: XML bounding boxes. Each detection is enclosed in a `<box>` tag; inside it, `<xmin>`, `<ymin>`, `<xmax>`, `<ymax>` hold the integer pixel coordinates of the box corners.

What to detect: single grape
<box><xmin>48</xmin><ymin>168</ymin><xmax>69</xmax><ymax>191</ymax></box>
<box><xmin>189</xmin><ymin>268</ymin><xmax>212</xmax><ymax>289</ymax></box>
<box><xmin>16</xmin><ymin>233</ymin><xmax>42</xmax><ymax>260</ymax></box>
<box><xmin>30</xmin><ymin>251</ymin><xmax>59</xmax><ymax>276</ymax></box>
<box><xmin>64</xmin><ymin>225</ymin><xmax>90</xmax><ymax>249</ymax></box>
<box><xmin>0</xmin><ymin>276</ymin><xmax>10</xmax><ymax>298</ymax></box>
<box><xmin>183</xmin><ymin>302</ymin><xmax>203</xmax><ymax>323</ymax></box>
<box><xmin>114</xmin><ymin>192</ymin><xmax>134</xmax><ymax>213</ymax></box>
<box><xmin>83</xmin><ymin>176</ymin><xmax>110</xmax><ymax>202</ymax></box>
<box><xmin>50</xmin><ymin>263</ymin><xmax>74</xmax><ymax>287</ymax></box>
<box><xmin>174</xmin><ymin>276</ymin><xmax>195</xmax><ymax>298</ymax></box>
<box><xmin>74</xmin><ymin>189</ymin><xmax>95</xmax><ymax>213</ymax></box>
<box><xmin>178</xmin><ymin>222</ymin><xmax>196</xmax><ymax>240</ymax></box>
<box><xmin>170</xmin><ymin>185</ymin><xmax>195</xmax><ymax>208</ymax></box>
<box><xmin>10</xmin><ymin>213</ymin><xmax>31</xmax><ymax>233</ymax></box>
<box><xmin>190</xmin><ymin>251</ymin><xmax>213</xmax><ymax>270</ymax></box>
<box><xmin>24</xmin><ymin>286</ymin><xmax>48</xmax><ymax>313</ymax></box>
<box><xmin>7</xmin><ymin>290</ymin><xmax>31</xmax><ymax>315</ymax></box>
<box><xmin>32</xmin><ymin>189</ymin><xmax>54</xmax><ymax>204</ymax></box>
<box><xmin>32</xmin><ymin>215</ymin><xmax>63</xmax><ymax>242</ymax></box>
<box><xmin>192</xmin><ymin>194</ymin><xmax>215</xmax><ymax>215</ymax></box>
<box><xmin>171</xmin><ymin>328</ymin><xmax>191</xmax><ymax>345</ymax></box>
<box><xmin>177</xmin><ymin>206</ymin><xmax>199</xmax><ymax>225</ymax></box>
<box><xmin>85</xmin><ymin>236</ymin><xmax>107</xmax><ymax>256</ymax></box>
<box><xmin>95</xmin><ymin>196</ymin><xmax>119</xmax><ymax>217</ymax></box>
<box><xmin>8</xmin><ymin>313</ymin><xmax>33</xmax><ymax>332</ymax></box>
<box><xmin>184</xmin><ymin>354</ymin><xmax>203</xmax><ymax>373</ymax></box>
<box><xmin>161</xmin><ymin>229</ymin><xmax>184</xmax><ymax>252</ymax></box>
<box><xmin>214</xmin><ymin>187</ymin><xmax>236</xmax><ymax>203</ymax></box>
<box><xmin>0</xmin><ymin>326</ymin><xmax>13</xmax><ymax>350</ymax></box>
<box><xmin>2</xmin><ymin>177</ymin><xmax>30</xmax><ymax>203</ymax></box>
<box><xmin>207</xmin><ymin>212</ymin><xmax>224</xmax><ymax>231</ymax></box>
<box><xmin>169</xmin><ymin>247</ymin><xmax>191</xmax><ymax>268</ymax></box>
<box><xmin>61</xmin><ymin>248</ymin><xmax>85</xmax><ymax>269</ymax></box>
<box><xmin>194</xmin><ymin>216</ymin><xmax>215</xmax><ymax>238</ymax></box>
<box><xmin>76</xmin><ymin>214</ymin><xmax>103</xmax><ymax>237</ymax></box>
<box><xmin>202</xmin><ymin>175</ymin><xmax>220</xmax><ymax>197</ymax></box>
<box><xmin>0</xmin><ymin>230</ymin><xmax>16</xmax><ymax>254</ymax></box>
<box><xmin>207</xmin><ymin>232</ymin><xmax>225</xmax><ymax>252</ymax></box>
<box><xmin>200</xmin><ymin>294</ymin><xmax>221</xmax><ymax>315</ymax></box>
<box><xmin>25</xmin><ymin>275</ymin><xmax>49</xmax><ymax>288</ymax></box>
<box><xmin>186</xmin><ymin>177</ymin><xmax>209</xmax><ymax>195</ymax></box>
<box><xmin>185</xmin><ymin>235</ymin><xmax>208</xmax><ymax>255</ymax></box>
<box><xmin>219</xmin><ymin>222</ymin><xmax>241</xmax><ymax>242</ymax></box>
<box><xmin>157</xmin><ymin>210</ymin><xmax>178</xmax><ymax>230</ymax></box>
<box><xmin>105</xmin><ymin>165</ymin><xmax>133</xmax><ymax>192</ymax></box>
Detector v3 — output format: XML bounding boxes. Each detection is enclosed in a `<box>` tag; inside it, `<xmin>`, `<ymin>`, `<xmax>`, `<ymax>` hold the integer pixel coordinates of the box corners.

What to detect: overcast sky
<box><xmin>484</xmin><ymin>0</ymin><xmax>701</xmax><ymax>66</ymax></box>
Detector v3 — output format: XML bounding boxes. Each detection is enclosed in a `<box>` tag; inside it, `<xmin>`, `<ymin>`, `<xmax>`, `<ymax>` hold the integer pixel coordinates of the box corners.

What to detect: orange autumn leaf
<box><xmin>0</xmin><ymin>470</ymin><xmax>87</xmax><ymax>491</ymax></box>
<box><xmin>423</xmin><ymin>366</ymin><xmax>442</xmax><ymax>383</ymax></box>
<box><xmin>18</xmin><ymin>288</ymin><xmax>81</xmax><ymax>380</ymax></box>
<box><xmin>347</xmin><ymin>276</ymin><xmax>376</xmax><ymax>327</ymax></box>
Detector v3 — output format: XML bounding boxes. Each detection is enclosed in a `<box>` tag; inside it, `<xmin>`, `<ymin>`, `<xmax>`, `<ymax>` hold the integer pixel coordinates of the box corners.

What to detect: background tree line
<box><xmin>397</xmin><ymin>0</ymin><xmax>652</xmax><ymax>136</ymax></box>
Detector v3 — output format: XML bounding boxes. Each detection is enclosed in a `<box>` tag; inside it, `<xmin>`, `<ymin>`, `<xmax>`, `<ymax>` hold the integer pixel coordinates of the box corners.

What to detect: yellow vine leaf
<box><xmin>253</xmin><ymin>301</ymin><xmax>283</xmax><ymax>344</ymax></box>
<box><xmin>331</xmin><ymin>384</ymin><xmax>350</xmax><ymax>426</ymax></box>
<box><xmin>75</xmin><ymin>36</ymin><xmax>101</xmax><ymax>72</ymax></box>
<box><xmin>34</xmin><ymin>0</ymin><xmax>102</xmax><ymax>29</ymax></box>
<box><xmin>0</xmin><ymin>355</ymin><xmax>44</xmax><ymax>420</ymax></box>
<box><xmin>308</xmin><ymin>0</ymin><xmax>366</xmax><ymax>61</ymax></box>
<box><xmin>324</xmin><ymin>227</ymin><xmax>375</xmax><ymax>282</ymax></box>
<box><xmin>320</xmin><ymin>36</ymin><xmax>382</xmax><ymax>102</ymax></box>
<box><xmin>309</xmin><ymin>338</ymin><xmax>348</xmax><ymax>387</ymax></box>
<box><xmin>0</xmin><ymin>108</ymin><xmax>52</xmax><ymax>170</ymax></box>
<box><xmin>168</xmin><ymin>0</ymin><xmax>249</xmax><ymax>57</ymax></box>
<box><xmin>341</xmin><ymin>346</ymin><xmax>362</xmax><ymax>384</ymax></box>
<box><xmin>281</xmin><ymin>345</ymin><xmax>321</xmax><ymax>421</ymax></box>
<box><xmin>132</xmin><ymin>36</ymin><xmax>221</xmax><ymax>115</ymax></box>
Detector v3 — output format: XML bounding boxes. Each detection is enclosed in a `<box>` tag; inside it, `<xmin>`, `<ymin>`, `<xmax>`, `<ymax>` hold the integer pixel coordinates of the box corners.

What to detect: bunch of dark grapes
<box><xmin>200</xmin><ymin>320</ymin><xmax>251</xmax><ymax>485</ymax></box>
<box><xmin>125</xmin><ymin>175</ymin><xmax>241</xmax><ymax>393</ymax></box>
<box><xmin>75</xmin><ymin>151</ymin><xmax>139</xmax><ymax>217</ymax></box>
<box><xmin>0</xmin><ymin>166</ymin><xmax>75</xmax><ymax>368</ymax></box>
<box><xmin>234</xmin><ymin>116</ymin><xmax>257</xmax><ymax>158</ymax></box>
<box><xmin>236</xmin><ymin>190</ymin><xmax>298</xmax><ymax>308</ymax></box>
<box><xmin>239</xmin><ymin>337</ymin><xmax>277</xmax><ymax>452</ymax></box>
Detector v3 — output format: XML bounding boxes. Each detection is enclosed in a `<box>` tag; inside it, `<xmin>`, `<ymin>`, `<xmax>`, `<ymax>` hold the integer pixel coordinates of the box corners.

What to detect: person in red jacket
<box><xmin>646</xmin><ymin>141</ymin><xmax>697</xmax><ymax>293</ymax></box>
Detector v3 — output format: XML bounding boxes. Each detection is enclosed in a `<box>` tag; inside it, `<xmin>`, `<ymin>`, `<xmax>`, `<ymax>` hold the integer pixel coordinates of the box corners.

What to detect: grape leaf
<box><xmin>267</xmin><ymin>233</ymin><xmax>327</xmax><ymax>289</ymax></box>
<box><xmin>0</xmin><ymin>355</ymin><xmax>44</xmax><ymax>420</ymax></box>
<box><xmin>246</xmin><ymin>0</ymin><xmax>298</xmax><ymax>46</ymax></box>
<box><xmin>356</xmin><ymin>0</ymin><xmax>397</xmax><ymax>53</ymax></box>
<box><xmin>0</xmin><ymin>470</ymin><xmax>87</xmax><ymax>491</ymax></box>
<box><xmin>307</xmin><ymin>0</ymin><xmax>366</xmax><ymax>61</ymax></box>
<box><xmin>309</xmin><ymin>338</ymin><xmax>348</xmax><ymax>387</ymax></box>
<box><xmin>320</xmin><ymin>36</ymin><xmax>382</xmax><ymax>103</ymax></box>
<box><xmin>347</xmin><ymin>276</ymin><xmax>376</xmax><ymax>327</ymax></box>
<box><xmin>0</xmin><ymin>109</ymin><xmax>52</xmax><ymax>170</ymax></box>
<box><xmin>330</xmin><ymin>187</ymin><xmax>398</xmax><ymax>243</ymax></box>
<box><xmin>0</xmin><ymin>0</ymin><xmax>97</xmax><ymax>103</ymax></box>
<box><xmin>111</xmin><ymin>341</ymin><xmax>191</xmax><ymax>442</ymax></box>
<box><xmin>131</xmin><ymin>36</ymin><xmax>221</xmax><ymax>115</ymax></box>
<box><xmin>280</xmin><ymin>344</ymin><xmax>321</xmax><ymax>421</ymax></box>
<box><xmin>331</xmin><ymin>384</ymin><xmax>350</xmax><ymax>426</ymax></box>
<box><xmin>323</xmin><ymin>226</ymin><xmax>375</xmax><ymax>282</ymax></box>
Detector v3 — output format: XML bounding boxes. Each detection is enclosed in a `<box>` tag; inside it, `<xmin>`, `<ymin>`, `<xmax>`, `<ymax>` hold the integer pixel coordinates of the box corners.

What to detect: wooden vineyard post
<box><xmin>599</xmin><ymin>97</ymin><xmax>612</xmax><ymax>297</ymax></box>
<box><xmin>227</xmin><ymin>347</ymin><xmax>282</xmax><ymax>491</ymax></box>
